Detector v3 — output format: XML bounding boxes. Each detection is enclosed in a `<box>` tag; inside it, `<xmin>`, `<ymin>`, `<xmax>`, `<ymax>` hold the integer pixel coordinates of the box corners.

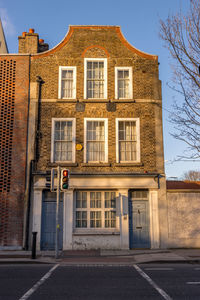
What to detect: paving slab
<box><xmin>0</xmin><ymin>249</ymin><xmax>200</xmax><ymax>265</ymax></box>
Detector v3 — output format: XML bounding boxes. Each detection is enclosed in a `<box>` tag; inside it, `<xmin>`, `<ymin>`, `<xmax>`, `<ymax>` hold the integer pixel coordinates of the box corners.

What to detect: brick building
<box><xmin>0</xmin><ymin>25</ymin><xmax>29</xmax><ymax>248</ymax></box>
<box><xmin>1</xmin><ymin>25</ymin><xmax>167</xmax><ymax>250</ymax></box>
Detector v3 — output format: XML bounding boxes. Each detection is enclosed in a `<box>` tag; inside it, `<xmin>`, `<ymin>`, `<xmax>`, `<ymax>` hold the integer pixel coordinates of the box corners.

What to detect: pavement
<box><xmin>1</xmin><ymin>248</ymin><xmax>200</xmax><ymax>265</ymax></box>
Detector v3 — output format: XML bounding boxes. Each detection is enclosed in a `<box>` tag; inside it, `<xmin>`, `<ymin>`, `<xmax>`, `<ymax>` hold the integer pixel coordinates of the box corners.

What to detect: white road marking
<box><xmin>19</xmin><ymin>264</ymin><xmax>59</xmax><ymax>300</ymax></box>
<box><xmin>187</xmin><ymin>282</ymin><xmax>200</xmax><ymax>285</ymax></box>
<box><xmin>133</xmin><ymin>264</ymin><xmax>172</xmax><ymax>300</ymax></box>
<box><xmin>145</xmin><ymin>268</ymin><xmax>174</xmax><ymax>271</ymax></box>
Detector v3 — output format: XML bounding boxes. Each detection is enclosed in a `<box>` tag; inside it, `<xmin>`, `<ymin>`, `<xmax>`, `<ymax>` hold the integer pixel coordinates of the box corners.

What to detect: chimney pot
<box><xmin>39</xmin><ymin>39</ymin><xmax>44</xmax><ymax>44</ymax></box>
<box><xmin>22</xmin><ymin>32</ymin><xmax>27</xmax><ymax>37</ymax></box>
<box><xmin>29</xmin><ymin>28</ymin><xmax>35</xmax><ymax>34</ymax></box>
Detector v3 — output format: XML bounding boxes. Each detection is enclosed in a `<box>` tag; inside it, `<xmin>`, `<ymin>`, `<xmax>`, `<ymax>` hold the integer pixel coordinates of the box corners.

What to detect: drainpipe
<box><xmin>24</xmin><ymin>76</ymin><xmax>44</xmax><ymax>250</ymax></box>
<box><xmin>24</xmin><ymin>160</ymin><xmax>34</xmax><ymax>250</ymax></box>
<box><xmin>35</xmin><ymin>76</ymin><xmax>44</xmax><ymax>162</ymax></box>
<box><xmin>156</xmin><ymin>174</ymin><xmax>164</xmax><ymax>189</ymax></box>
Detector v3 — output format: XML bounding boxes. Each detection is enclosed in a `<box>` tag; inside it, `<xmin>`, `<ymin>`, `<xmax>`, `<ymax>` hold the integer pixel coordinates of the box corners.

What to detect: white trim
<box><xmin>84</xmin><ymin>58</ymin><xmax>107</xmax><ymax>99</ymax></box>
<box><xmin>51</xmin><ymin>118</ymin><xmax>76</xmax><ymax>163</ymax></box>
<box><xmin>74</xmin><ymin>190</ymin><xmax>119</xmax><ymax>231</ymax></box>
<box><xmin>115</xmin><ymin>67</ymin><xmax>133</xmax><ymax>99</ymax></box>
<box><xmin>149</xmin><ymin>191</ymin><xmax>160</xmax><ymax>249</ymax></box>
<box><xmin>116</xmin><ymin>118</ymin><xmax>140</xmax><ymax>163</ymax></box>
<box><xmin>58</xmin><ymin>66</ymin><xmax>76</xmax><ymax>99</ymax></box>
<box><xmin>32</xmin><ymin>190</ymin><xmax>43</xmax><ymax>250</ymax></box>
<box><xmin>84</xmin><ymin>118</ymin><xmax>108</xmax><ymax>163</ymax></box>
<box><xmin>63</xmin><ymin>191</ymin><xmax>73</xmax><ymax>249</ymax></box>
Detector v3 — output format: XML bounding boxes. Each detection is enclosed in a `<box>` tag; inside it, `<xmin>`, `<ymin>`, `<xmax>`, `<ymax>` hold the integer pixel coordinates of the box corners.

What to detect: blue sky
<box><xmin>1</xmin><ymin>0</ymin><xmax>198</xmax><ymax>179</ymax></box>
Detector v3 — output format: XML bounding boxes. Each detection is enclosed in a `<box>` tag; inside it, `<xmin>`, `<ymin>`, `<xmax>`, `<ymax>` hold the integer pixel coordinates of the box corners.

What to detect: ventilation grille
<box><xmin>0</xmin><ymin>59</ymin><xmax>16</xmax><ymax>193</ymax></box>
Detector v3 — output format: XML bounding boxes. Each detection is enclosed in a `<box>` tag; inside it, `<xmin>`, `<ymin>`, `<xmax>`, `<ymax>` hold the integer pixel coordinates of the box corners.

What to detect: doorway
<box><xmin>41</xmin><ymin>191</ymin><xmax>63</xmax><ymax>250</ymax></box>
<box><xmin>129</xmin><ymin>190</ymin><xmax>150</xmax><ymax>249</ymax></box>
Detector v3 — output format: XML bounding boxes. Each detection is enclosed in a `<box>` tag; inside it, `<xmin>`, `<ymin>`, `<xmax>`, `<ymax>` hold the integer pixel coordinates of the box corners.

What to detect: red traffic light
<box><xmin>61</xmin><ymin>169</ymin><xmax>69</xmax><ymax>190</ymax></box>
<box><xmin>63</xmin><ymin>170</ymin><xmax>68</xmax><ymax>177</ymax></box>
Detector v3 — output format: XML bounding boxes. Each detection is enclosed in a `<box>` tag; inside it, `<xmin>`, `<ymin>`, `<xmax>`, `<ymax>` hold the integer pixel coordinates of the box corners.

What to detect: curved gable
<box><xmin>31</xmin><ymin>26</ymin><xmax>158</xmax><ymax>61</ymax></box>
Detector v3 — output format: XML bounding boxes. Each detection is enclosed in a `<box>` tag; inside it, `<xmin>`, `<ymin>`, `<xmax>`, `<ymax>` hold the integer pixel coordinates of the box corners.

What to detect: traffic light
<box><xmin>61</xmin><ymin>169</ymin><xmax>69</xmax><ymax>190</ymax></box>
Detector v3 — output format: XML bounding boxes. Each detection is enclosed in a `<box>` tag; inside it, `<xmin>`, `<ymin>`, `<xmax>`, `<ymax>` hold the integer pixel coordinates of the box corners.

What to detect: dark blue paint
<box><xmin>41</xmin><ymin>191</ymin><xmax>63</xmax><ymax>250</ymax></box>
<box><xmin>129</xmin><ymin>200</ymin><xmax>150</xmax><ymax>249</ymax></box>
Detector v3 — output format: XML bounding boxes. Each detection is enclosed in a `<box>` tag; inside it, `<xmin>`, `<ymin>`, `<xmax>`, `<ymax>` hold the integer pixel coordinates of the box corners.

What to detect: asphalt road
<box><xmin>1</xmin><ymin>263</ymin><xmax>200</xmax><ymax>299</ymax></box>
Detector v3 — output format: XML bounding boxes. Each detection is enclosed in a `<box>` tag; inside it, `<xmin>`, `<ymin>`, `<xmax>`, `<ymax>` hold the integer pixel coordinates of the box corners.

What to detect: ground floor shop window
<box><xmin>75</xmin><ymin>191</ymin><xmax>117</xmax><ymax>229</ymax></box>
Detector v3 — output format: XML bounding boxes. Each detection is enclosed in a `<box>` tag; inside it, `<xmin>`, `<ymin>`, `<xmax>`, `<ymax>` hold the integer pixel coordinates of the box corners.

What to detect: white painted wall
<box><xmin>32</xmin><ymin>189</ymin><xmax>42</xmax><ymax>250</ymax></box>
<box><xmin>63</xmin><ymin>190</ymin><xmax>73</xmax><ymax>249</ymax></box>
<box><xmin>32</xmin><ymin>175</ymin><xmax>167</xmax><ymax>250</ymax></box>
<box><xmin>149</xmin><ymin>191</ymin><xmax>160</xmax><ymax>249</ymax></box>
<box><xmin>167</xmin><ymin>191</ymin><xmax>200</xmax><ymax>248</ymax></box>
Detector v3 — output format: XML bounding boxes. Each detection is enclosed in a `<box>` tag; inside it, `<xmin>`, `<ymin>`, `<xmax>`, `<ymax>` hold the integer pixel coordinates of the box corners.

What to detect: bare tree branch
<box><xmin>160</xmin><ymin>0</ymin><xmax>200</xmax><ymax>160</ymax></box>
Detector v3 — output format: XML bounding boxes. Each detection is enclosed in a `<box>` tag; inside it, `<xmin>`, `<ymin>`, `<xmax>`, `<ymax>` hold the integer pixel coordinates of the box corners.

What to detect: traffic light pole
<box><xmin>55</xmin><ymin>165</ymin><xmax>60</xmax><ymax>259</ymax></box>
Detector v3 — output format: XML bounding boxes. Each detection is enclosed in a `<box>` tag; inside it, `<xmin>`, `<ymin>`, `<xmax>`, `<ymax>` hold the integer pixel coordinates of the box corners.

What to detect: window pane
<box><xmin>54</xmin><ymin>121</ymin><xmax>73</xmax><ymax>162</ymax></box>
<box><xmin>61</xmin><ymin>69</ymin><xmax>74</xmax><ymax>99</ymax></box>
<box><xmin>118</xmin><ymin>121</ymin><xmax>137</xmax><ymax>162</ymax></box>
<box><xmin>118</xmin><ymin>70</ymin><xmax>123</xmax><ymax>79</ymax></box>
<box><xmin>86</xmin><ymin>61</ymin><xmax>105</xmax><ymax>98</ymax></box>
<box><xmin>117</xmin><ymin>69</ymin><xmax>130</xmax><ymax>99</ymax></box>
<box><xmin>76</xmin><ymin>211</ymin><xmax>87</xmax><ymax>228</ymax></box>
<box><xmin>124</xmin><ymin>70</ymin><xmax>129</xmax><ymax>78</ymax></box>
<box><xmin>132</xmin><ymin>190</ymin><xmax>148</xmax><ymax>199</ymax></box>
<box><xmin>90</xmin><ymin>211</ymin><xmax>102</xmax><ymax>228</ymax></box>
<box><xmin>86</xmin><ymin>121</ymin><xmax>105</xmax><ymax>162</ymax></box>
<box><xmin>105</xmin><ymin>192</ymin><xmax>116</xmax><ymax>208</ymax></box>
<box><xmin>90</xmin><ymin>192</ymin><xmax>101</xmax><ymax>208</ymax></box>
<box><xmin>76</xmin><ymin>191</ymin><xmax>87</xmax><ymax>208</ymax></box>
<box><xmin>105</xmin><ymin>211</ymin><xmax>116</xmax><ymax>228</ymax></box>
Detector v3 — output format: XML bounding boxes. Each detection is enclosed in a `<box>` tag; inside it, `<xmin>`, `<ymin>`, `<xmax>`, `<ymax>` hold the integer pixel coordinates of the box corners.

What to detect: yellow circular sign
<box><xmin>76</xmin><ymin>144</ymin><xmax>83</xmax><ymax>151</ymax></box>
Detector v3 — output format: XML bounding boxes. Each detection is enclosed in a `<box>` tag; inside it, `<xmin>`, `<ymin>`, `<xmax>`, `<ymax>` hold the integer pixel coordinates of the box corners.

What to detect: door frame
<box><xmin>129</xmin><ymin>190</ymin><xmax>150</xmax><ymax>249</ymax></box>
<box><xmin>41</xmin><ymin>190</ymin><xmax>63</xmax><ymax>250</ymax></box>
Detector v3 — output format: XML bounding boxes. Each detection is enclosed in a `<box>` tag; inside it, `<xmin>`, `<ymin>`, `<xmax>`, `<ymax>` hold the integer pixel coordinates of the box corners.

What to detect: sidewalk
<box><xmin>0</xmin><ymin>249</ymin><xmax>200</xmax><ymax>265</ymax></box>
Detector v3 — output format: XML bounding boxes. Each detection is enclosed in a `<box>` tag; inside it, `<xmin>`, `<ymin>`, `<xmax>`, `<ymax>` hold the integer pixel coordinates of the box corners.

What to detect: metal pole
<box><xmin>31</xmin><ymin>232</ymin><xmax>37</xmax><ymax>259</ymax></box>
<box><xmin>55</xmin><ymin>166</ymin><xmax>60</xmax><ymax>259</ymax></box>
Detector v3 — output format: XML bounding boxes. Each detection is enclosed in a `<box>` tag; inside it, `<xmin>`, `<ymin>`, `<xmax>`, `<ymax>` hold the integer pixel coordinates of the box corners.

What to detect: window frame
<box><xmin>58</xmin><ymin>66</ymin><xmax>76</xmax><ymax>99</ymax></box>
<box><xmin>84</xmin><ymin>58</ymin><xmax>107</xmax><ymax>99</ymax></box>
<box><xmin>116</xmin><ymin>118</ymin><xmax>140</xmax><ymax>163</ymax></box>
<box><xmin>115</xmin><ymin>67</ymin><xmax>133</xmax><ymax>99</ymax></box>
<box><xmin>51</xmin><ymin>118</ymin><xmax>76</xmax><ymax>163</ymax></box>
<box><xmin>74</xmin><ymin>190</ymin><xmax>119</xmax><ymax>232</ymax></box>
<box><xmin>84</xmin><ymin>118</ymin><xmax>108</xmax><ymax>163</ymax></box>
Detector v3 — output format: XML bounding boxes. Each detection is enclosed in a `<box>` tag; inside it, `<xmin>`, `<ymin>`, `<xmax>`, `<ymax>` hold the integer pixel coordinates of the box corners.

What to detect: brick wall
<box><xmin>0</xmin><ymin>55</ymin><xmax>29</xmax><ymax>247</ymax></box>
<box><xmin>36</xmin><ymin>102</ymin><xmax>156</xmax><ymax>173</ymax></box>
<box><xmin>29</xmin><ymin>26</ymin><xmax>162</xmax><ymax>175</ymax></box>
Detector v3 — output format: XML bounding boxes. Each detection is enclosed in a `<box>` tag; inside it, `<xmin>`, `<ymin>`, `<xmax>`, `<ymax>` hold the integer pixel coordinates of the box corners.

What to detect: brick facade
<box><xmin>29</xmin><ymin>26</ymin><xmax>163</xmax><ymax>175</ymax></box>
<box><xmin>36</xmin><ymin>102</ymin><xmax>157</xmax><ymax>173</ymax></box>
<box><xmin>0</xmin><ymin>56</ymin><xmax>29</xmax><ymax>248</ymax></box>
<box><xmin>28</xmin><ymin>26</ymin><xmax>166</xmax><ymax>250</ymax></box>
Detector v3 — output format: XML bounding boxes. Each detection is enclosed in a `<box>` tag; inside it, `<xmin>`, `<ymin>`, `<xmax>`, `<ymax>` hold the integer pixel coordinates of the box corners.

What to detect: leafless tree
<box><xmin>160</xmin><ymin>0</ymin><xmax>200</xmax><ymax>160</ymax></box>
<box><xmin>182</xmin><ymin>170</ymin><xmax>200</xmax><ymax>180</ymax></box>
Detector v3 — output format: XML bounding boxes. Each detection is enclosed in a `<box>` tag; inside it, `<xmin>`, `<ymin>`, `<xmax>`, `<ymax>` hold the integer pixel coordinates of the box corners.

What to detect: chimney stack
<box><xmin>18</xmin><ymin>28</ymin><xmax>49</xmax><ymax>54</ymax></box>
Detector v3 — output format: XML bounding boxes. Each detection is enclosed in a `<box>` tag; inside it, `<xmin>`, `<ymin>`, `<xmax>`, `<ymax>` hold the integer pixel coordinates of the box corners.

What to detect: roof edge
<box><xmin>31</xmin><ymin>26</ymin><xmax>73</xmax><ymax>59</ymax></box>
<box><xmin>31</xmin><ymin>25</ymin><xmax>158</xmax><ymax>60</ymax></box>
<box><xmin>116</xmin><ymin>27</ymin><xmax>158</xmax><ymax>60</ymax></box>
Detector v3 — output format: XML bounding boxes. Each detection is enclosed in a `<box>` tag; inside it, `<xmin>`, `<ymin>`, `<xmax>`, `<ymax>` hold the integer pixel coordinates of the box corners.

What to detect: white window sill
<box><xmin>73</xmin><ymin>230</ymin><xmax>120</xmax><ymax>236</ymax></box>
<box><xmin>113</xmin><ymin>162</ymin><xmax>143</xmax><ymax>167</ymax></box>
<box><xmin>48</xmin><ymin>162</ymin><xmax>78</xmax><ymax>167</ymax></box>
<box><xmin>81</xmin><ymin>163</ymin><xmax>111</xmax><ymax>167</ymax></box>
<box><xmin>57</xmin><ymin>99</ymin><xmax>77</xmax><ymax>103</ymax></box>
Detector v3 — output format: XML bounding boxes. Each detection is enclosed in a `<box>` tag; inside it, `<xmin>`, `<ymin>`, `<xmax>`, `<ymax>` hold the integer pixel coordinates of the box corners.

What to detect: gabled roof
<box><xmin>0</xmin><ymin>19</ymin><xmax>8</xmax><ymax>53</ymax></box>
<box><xmin>167</xmin><ymin>180</ymin><xmax>200</xmax><ymax>190</ymax></box>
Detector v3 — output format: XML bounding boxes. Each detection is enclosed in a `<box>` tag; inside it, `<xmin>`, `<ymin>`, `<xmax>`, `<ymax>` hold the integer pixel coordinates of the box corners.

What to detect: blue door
<box><xmin>129</xmin><ymin>200</ymin><xmax>150</xmax><ymax>249</ymax></box>
<box><xmin>41</xmin><ymin>191</ymin><xmax>63</xmax><ymax>250</ymax></box>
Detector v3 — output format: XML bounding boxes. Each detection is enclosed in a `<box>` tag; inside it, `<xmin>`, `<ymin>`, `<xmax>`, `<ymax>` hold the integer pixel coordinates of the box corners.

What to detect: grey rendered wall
<box><xmin>167</xmin><ymin>191</ymin><xmax>200</xmax><ymax>248</ymax></box>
